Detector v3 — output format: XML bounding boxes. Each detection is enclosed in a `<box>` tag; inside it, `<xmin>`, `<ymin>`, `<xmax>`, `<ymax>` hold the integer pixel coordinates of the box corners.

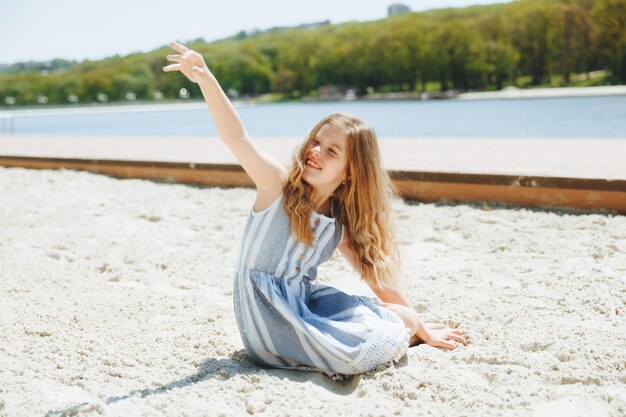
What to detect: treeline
<box><xmin>0</xmin><ymin>0</ymin><xmax>624</xmax><ymax>107</ymax></box>
<box><xmin>0</xmin><ymin>58</ymin><xmax>78</xmax><ymax>75</ymax></box>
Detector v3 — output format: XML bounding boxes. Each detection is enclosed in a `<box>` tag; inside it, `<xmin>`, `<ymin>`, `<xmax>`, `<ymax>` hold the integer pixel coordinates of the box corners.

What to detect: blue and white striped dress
<box><xmin>233</xmin><ymin>193</ymin><xmax>411</xmax><ymax>380</ymax></box>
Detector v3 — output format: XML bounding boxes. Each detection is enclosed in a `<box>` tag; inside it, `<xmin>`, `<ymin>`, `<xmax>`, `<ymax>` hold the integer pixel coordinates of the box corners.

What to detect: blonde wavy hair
<box><xmin>281</xmin><ymin>112</ymin><xmax>402</xmax><ymax>289</ymax></box>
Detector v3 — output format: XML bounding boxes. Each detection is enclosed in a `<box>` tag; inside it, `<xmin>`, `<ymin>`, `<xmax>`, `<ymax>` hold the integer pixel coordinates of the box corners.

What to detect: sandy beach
<box><xmin>1</xmin><ymin>166</ymin><xmax>624</xmax><ymax>417</ymax></box>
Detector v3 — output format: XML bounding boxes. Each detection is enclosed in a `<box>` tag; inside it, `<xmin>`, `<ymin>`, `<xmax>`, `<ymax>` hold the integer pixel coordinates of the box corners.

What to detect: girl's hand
<box><xmin>162</xmin><ymin>41</ymin><xmax>213</xmax><ymax>83</ymax></box>
<box><xmin>413</xmin><ymin>322</ymin><xmax>468</xmax><ymax>350</ymax></box>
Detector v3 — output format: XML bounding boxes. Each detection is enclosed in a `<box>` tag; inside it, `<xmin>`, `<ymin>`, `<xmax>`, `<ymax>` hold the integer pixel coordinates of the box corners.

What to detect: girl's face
<box><xmin>301</xmin><ymin>123</ymin><xmax>350</xmax><ymax>191</ymax></box>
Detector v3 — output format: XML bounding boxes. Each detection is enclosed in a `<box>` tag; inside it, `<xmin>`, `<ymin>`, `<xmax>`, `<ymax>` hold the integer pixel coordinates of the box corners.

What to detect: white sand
<box><xmin>1</xmin><ymin>167</ymin><xmax>624</xmax><ymax>417</ymax></box>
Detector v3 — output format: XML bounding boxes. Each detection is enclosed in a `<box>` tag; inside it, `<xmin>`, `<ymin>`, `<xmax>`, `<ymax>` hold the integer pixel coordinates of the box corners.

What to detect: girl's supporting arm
<box><xmin>163</xmin><ymin>41</ymin><xmax>286</xmax><ymax>191</ymax></box>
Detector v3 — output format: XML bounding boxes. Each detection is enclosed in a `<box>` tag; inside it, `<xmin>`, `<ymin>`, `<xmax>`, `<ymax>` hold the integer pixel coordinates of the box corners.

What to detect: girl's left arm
<box><xmin>337</xmin><ymin>228</ymin><xmax>414</xmax><ymax>309</ymax></box>
<box><xmin>369</xmin><ymin>283</ymin><xmax>414</xmax><ymax>309</ymax></box>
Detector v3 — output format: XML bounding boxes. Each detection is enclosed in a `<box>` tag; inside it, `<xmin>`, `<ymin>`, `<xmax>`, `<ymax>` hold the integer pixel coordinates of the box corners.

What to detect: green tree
<box><xmin>510</xmin><ymin>2</ymin><xmax>557</xmax><ymax>85</ymax></box>
<box><xmin>591</xmin><ymin>0</ymin><xmax>626</xmax><ymax>82</ymax></box>
<box><xmin>551</xmin><ymin>3</ymin><xmax>593</xmax><ymax>84</ymax></box>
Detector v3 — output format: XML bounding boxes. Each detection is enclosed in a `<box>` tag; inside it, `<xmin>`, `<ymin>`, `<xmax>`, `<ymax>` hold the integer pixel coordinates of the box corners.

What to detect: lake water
<box><xmin>1</xmin><ymin>95</ymin><xmax>625</xmax><ymax>138</ymax></box>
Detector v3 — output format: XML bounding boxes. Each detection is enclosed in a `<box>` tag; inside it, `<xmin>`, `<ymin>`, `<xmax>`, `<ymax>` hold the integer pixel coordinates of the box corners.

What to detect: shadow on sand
<box><xmin>45</xmin><ymin>349</ymin><xmax>408</xmax><ymax>416</ymax></box>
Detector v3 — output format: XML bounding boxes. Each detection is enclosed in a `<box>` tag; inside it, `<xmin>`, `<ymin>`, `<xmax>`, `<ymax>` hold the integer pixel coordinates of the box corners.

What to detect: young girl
<box><xmin>163</xmin><ymin>41</ymin><xmax>467</xmax><ymax>380</ymax></box>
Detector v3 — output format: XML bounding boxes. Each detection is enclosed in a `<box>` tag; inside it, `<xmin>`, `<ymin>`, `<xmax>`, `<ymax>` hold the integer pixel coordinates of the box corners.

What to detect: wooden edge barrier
<box><xmin>1</xmin><ymin>155</ymin><xmax>625</xmax><ymax>214</ymax></box>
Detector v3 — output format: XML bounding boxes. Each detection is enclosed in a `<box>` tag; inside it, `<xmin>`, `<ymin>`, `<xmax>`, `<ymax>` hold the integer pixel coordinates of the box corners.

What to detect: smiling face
<box><xmin>301</xmin><ymin>123</ymin><xmax>350</xmax><ymax>192</ymax></box>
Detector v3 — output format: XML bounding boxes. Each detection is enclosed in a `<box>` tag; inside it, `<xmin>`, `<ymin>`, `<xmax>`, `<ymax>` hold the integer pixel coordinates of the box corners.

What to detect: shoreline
<box><xmin>1</xmin><ymin>85</ymin><xmax>624</xmax><ymax>115</ymax></box>
<box><xmin>455</xmin><ymin>85</ymin><xmax>626</xmax><ymax>100</ymax></box>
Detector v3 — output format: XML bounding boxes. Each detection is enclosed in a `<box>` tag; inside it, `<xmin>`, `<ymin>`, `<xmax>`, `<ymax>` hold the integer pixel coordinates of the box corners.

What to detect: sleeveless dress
<box><xmin>233</xmin><ymin>193</ymin><xmax>411</xmax><ymax>380</ymax></box>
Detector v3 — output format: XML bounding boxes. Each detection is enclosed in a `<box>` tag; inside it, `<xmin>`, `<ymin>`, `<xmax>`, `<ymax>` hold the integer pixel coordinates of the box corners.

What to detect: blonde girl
<box><xmin>163</xmin><ymin>41</ymin><xmax>467</xmax><ymax>380</ymax></box>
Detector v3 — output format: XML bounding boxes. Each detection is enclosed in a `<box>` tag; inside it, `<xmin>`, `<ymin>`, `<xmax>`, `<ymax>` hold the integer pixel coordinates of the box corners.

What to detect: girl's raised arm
<box><xmin>163</xmin><ymin>41</ymin><xmax>286</xmax><ymax>191</ymax></box>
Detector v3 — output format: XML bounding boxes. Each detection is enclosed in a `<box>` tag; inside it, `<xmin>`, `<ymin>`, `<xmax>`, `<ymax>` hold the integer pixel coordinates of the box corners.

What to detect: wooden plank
<box><xmin>1</xmin><ymin>155</ymin><xmax>624</xmax><ymax>214</ymax></box>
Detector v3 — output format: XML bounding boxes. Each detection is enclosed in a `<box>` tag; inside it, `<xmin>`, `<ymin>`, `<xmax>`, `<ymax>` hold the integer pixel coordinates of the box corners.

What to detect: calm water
<box><xmin>1</xmin><ymin>95</ymin><xmax>625</xmax><ymax>138</ymax></box>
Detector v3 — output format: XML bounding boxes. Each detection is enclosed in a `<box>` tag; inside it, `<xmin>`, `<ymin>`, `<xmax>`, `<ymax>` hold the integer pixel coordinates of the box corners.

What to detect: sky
<box><xmin>0</xmin><ymin>0</ymin><xmax>512</xmax><ymax>65</ymax></box>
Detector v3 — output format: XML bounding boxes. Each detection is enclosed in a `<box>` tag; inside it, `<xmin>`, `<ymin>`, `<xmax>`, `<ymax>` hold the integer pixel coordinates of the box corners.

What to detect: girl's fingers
<box><xmin>166</xmin><ymin>54</ymin><xmax>182</xmax><ymax>62</ymax></box>
<box><xmin>162</xmin><ymin>63</ymin><xmax>181</xmax><ymax>72</ymax></box>
<box><xmin>169</xmin><ymin>41</ymin><xmax>188</xmax><ymax>53</ymax></box>
<box><xmin>441</xmin><ymin>340</ymin><xmax>455</xmax><ymax>349</ymax></box>
<box><xmin>449</xmin><ymin>334</ymin><xmax>467</xmax><ymax>345</ymax></box>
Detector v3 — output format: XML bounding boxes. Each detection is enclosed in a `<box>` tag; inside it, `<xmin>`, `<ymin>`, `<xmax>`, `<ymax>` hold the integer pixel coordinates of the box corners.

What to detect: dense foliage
<box><xmin>1</xmin><ymin>0</ymin><xmax>623</xmax><ymax>107</ymax></box>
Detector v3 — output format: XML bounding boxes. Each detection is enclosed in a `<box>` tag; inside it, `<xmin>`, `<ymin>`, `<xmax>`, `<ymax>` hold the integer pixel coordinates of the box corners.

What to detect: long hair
<box><xmin>281</xmin><ymin>112</ymin><xmax>402</xmax><ymax>289</ymax></box>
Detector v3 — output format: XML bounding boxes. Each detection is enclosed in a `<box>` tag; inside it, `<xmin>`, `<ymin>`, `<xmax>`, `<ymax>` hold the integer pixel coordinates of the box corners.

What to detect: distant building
<box><xmin>317</xmin><ymin>84</ymin><xmax>353</xmax><ymax>101</ymax></box>
<box><xmin>268</xmin><ymin>20</ymin><xmax>330</xmax><ymax>33</ymax></box>
<box><xmin>388</xmin><ymin>3</ymin><xmax>410</xmax><ymax>16</ymax></box>
<box><xmin>298</xmin><ymin>20</ymin><xmax>330</xmax><ymax>30</ymax></box>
